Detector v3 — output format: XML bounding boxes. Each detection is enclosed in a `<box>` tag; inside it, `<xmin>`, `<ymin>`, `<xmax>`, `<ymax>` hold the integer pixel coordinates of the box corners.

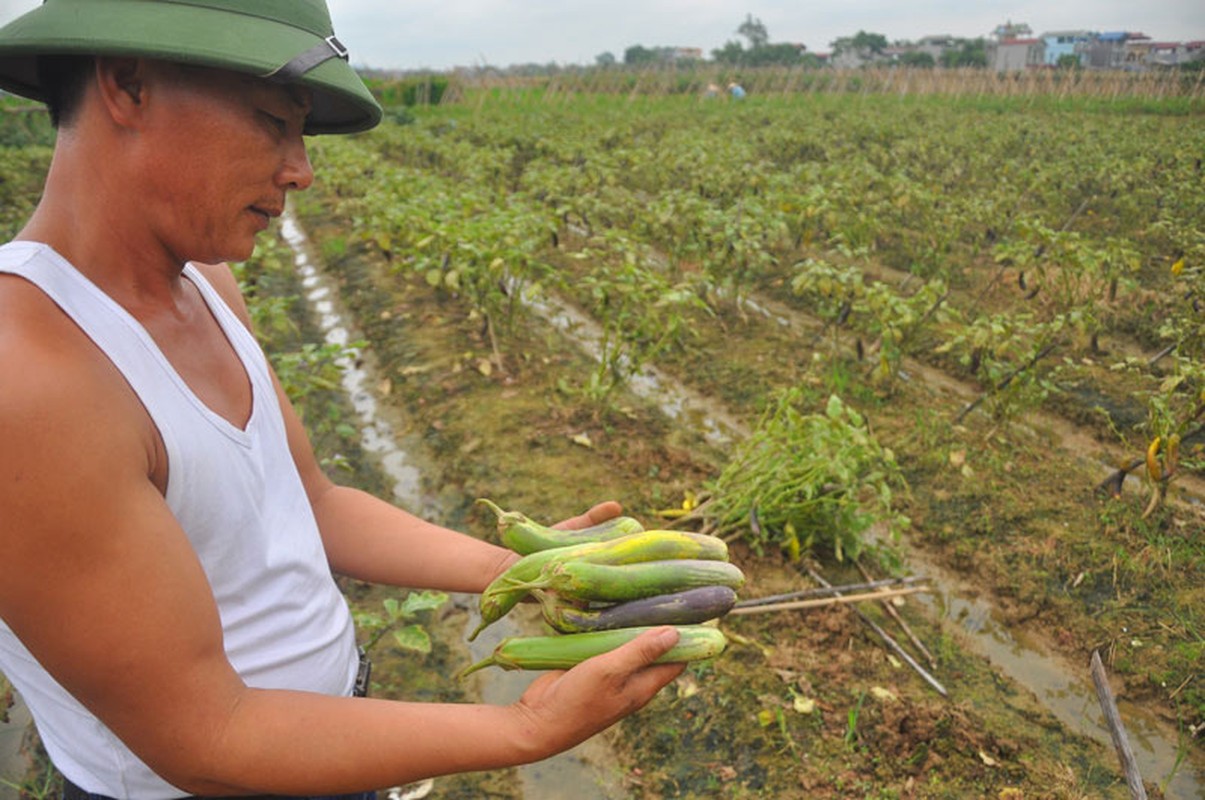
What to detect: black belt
<box><xmin>62</xmin><ymin>650</ymin><xmax>373</xmax><ymax>800</ymax></box>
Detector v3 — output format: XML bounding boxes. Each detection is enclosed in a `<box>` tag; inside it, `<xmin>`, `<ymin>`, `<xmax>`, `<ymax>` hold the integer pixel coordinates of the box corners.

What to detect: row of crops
<box><xmin>310</xmin><ymin>90</ymin><xmax>1204</xmax><ymax>506</ymax></box>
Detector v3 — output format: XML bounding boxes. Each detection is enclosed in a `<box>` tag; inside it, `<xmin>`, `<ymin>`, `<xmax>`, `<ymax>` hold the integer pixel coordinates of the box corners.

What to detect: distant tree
<box><xmin>992</xmin><ymin>20</ymin><xmax>1033</xmax><ymax>40</ymax></box>
<box><xmin>899</xmin><ymin>51</ymin><xmax>935</xmax><ymax>68</ymax></box>
<box><xmin>712</xmin><ymin>40</ymin><xmax>746</xmax><ymax>65</ymax></box>
<box><xmin>831</xmin><ymin>30</ymin><xmax>888</xmax><ymax>58</ymax></box>
<box><xmin>940</xmin><ymin>38</ymin><xmax>988</xmax><ymax>68</ymax></box>
<box><xmin>738</xmin><ymin>14</ymin><xmax>770</xmax><ymax>50</ymax></box>
<box><xmin>851</xmin><ymin>31</ymin><xmax>888</xmax><ymax>54</ymax></box>
<box><xmin>747</xmin><ymin>42</ymin><xmax>808</xmax><ymax>66</ymax></box>
<box><xmin>595</xmin><ymin>51</ymin><xmax>617</xmax><ymax>67</ymax></box>
<box><xmin>1056</xmin><ymin>53</ymin><xmax>1082</xmax><ymax>70</ymax></box>
<box><xmin>624</xmin><ymin>45</ymin><xmax>659</xmax><ymax>66</ymax></box>
<box><xmin>713</xmin><ymin>39</ymin><xmax>807</xmax><ymax>67</ymax></box>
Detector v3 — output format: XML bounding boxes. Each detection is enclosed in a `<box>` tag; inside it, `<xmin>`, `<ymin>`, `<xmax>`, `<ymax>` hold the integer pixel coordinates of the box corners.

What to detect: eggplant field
<box><xmin>2</xmin><ymin>78</ymin><xmax>1203</xmax><ymax>799</ymax></box>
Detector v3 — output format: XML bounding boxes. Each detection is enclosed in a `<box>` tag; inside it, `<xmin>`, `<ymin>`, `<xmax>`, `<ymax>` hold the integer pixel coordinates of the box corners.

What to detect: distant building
<box><xmin>1122</xmin><ymin>36</ymin><xmax>1153</xmax><ymax>68</ymax></box>
<box><xmin>914</xmin><ymin>35</ymin><xmax>956</xmax><ymax>61</ymax></box>
<box><xmin>990</xmin><ymin>38</ymin><xmax>1045</xmax><ymax>72</ymax></box>
<box><xmin>1081</xmin><ymin>31</ymin><xmax>1132</xmax><ymax>69</ymax></box>
<box><xmin>1040</xmin><ymin>30</ymin><xmax>1094</xmax><ymax>66</ymax></box>
<box><xmin>669</xmin><ymin>47</ymin><xmax>704</xmax><ymax>62</ymax></box>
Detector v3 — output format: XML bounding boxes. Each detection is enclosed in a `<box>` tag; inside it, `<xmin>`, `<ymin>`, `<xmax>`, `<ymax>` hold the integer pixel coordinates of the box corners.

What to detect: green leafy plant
<box><xmin>705</xmin><ymin>390</ymin><xmax>909</xmax><ymax>561</ymax></box>
<box><xmin>355</xmin><ymin>591</ymin><xmax>450</xmax><ymax>655</ymax></box>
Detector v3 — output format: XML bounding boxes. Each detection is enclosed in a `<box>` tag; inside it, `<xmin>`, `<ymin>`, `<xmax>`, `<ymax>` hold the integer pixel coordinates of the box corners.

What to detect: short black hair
<box><xmin>35</xmin><ymin>54</ymin><xmax>94</xmax><ymax>129</ymax></box>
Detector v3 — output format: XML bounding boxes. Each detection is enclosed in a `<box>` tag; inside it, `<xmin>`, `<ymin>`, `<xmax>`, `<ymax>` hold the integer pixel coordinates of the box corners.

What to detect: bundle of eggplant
<box><xmin>459</xmin><ymin>500</ymin><xmax>743</xmax><ymax>677</ymax></box>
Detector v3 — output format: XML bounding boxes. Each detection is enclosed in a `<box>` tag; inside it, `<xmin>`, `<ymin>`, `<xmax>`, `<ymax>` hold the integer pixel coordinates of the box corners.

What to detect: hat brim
<box><xmin>0</xmin><ymin>0</ymin><xmax>382</xmax><ymax>134</ymax></box>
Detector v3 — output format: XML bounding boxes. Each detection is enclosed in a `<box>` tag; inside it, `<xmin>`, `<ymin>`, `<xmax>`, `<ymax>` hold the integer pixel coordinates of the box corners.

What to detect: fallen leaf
<box><xmin>792</xmin><ymin>695</ymin><xmax>816</xmax><ymax>714</ymax></box>
<box><xmin>870</xmin><ymin>686</ymin><xmax>898</xmax><ymax>703</ymax></box>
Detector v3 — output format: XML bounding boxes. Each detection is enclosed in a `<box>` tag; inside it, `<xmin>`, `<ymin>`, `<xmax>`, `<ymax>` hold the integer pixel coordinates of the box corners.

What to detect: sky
<box><xmin>1</xmin><ymin>1</ymin><xmax>1203</xmax><ymax>72</ymax></box>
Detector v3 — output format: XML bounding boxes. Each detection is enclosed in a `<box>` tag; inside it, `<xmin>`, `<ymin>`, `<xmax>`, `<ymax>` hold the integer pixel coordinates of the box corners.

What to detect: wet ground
<box><xmin>286</xmin><ymin>197</ymin><xmax>1202</xmax><ymax>799</ymax></box>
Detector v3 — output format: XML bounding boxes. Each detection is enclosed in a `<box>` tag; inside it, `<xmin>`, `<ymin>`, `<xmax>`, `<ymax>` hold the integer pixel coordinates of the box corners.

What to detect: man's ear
<box><xmin>93</xmin><ymin>56</ymin><xmax>146</xmax><ymax>127</ymax></box>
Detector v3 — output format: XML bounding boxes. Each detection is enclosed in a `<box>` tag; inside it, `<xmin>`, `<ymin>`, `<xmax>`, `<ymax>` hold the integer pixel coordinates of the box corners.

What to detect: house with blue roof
<box><xmin>1040</xmin><ymin>30</ymin><xmax>1094</xmax><ymax>67</ymax></box>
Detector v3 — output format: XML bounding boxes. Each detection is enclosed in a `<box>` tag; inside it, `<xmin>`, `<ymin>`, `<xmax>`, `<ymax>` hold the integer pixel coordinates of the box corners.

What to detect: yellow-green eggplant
<box><xmin>477</xmin><ymin>498</ymin><xmax>645</xmax><ymax>554</ymax></box>
<box><xmin>458</xmin><ymin>624</ymin><xmax>728</xmax><ymax>677</ymax></box>
<box><xmin>536</xmin><ymin>559</ymin><xmax>745</xmax><ymax>604</ymax></box>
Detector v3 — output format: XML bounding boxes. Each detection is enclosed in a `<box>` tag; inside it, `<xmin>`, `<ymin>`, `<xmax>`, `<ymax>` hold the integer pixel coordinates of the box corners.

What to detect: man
<box><xmin>0</xmin><ymin>2</ymin><xmax>684</xmax><ymax>798</ymax></box>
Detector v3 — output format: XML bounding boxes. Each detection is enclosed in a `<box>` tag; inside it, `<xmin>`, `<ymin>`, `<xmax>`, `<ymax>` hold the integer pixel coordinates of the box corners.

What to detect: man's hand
<box><xmin>550</xmin><ymin>500</ymin><xmax>624</xmax><ymax>531</ymax></box>
<box><xmin>506</xmin><ymin>626</ymin><xmax>686</xmax><ymax>760</ymax></box>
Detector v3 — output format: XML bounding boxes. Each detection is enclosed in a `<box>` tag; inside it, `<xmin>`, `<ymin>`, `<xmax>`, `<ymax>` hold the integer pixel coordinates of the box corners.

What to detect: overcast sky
<box><xmin>1</xmin><ymin>1</ymin><xmax>1203</xmax><ymax>71</ymax></box>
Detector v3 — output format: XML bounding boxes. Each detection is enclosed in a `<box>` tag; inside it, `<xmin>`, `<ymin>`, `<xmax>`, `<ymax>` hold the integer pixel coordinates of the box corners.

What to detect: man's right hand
<box><xmin>505</xmin><ymin>626</ymin><xmax>687</xmax><ymax>761</ymax></box>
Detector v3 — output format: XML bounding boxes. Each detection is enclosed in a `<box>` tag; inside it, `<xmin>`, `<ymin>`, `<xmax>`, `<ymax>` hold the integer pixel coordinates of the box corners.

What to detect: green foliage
<box><xmin>231</xmin><ymin>237</ymin><xmax>364</xmax><ymax>446</ymax></box>
<box><xmin>354</xmin><ymin>591</ymin><xmax>450</xmax><ymax>655</ymax></box>
<box><xmin>940</xmin><ymin>39</ymin><xmax>988</xmax><ymax>68</ymax></box>
<box><xmin>0</xmin><ymin>146</ymin><xmax>52</xmax><ymax>240</ymax></box>
<box><xmin>368</xmin><ymin>76</ymin><xmax>450</xmax><ymax>107</ymax></box>
<box><xmin>707</xmin><ymin>391</ymin><xmax>909</xmax><ymax>561</ymax></box>
<box><xmin>899</xmin><ymin>52</ymin><xmax>936</xmax><ymax>69</ymax></box>
<box><xmin>572</xmin><ymin>228</ymin><xmax>712</xmax><ymax>404</ymax></box>
<box><xmin>0</xmin><ymin>104</ymin><xmax>54</xmax><ymax>148</ymax></box>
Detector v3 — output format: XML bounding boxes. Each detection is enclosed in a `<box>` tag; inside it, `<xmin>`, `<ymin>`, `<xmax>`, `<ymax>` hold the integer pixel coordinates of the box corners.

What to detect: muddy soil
<box><xmin>288</xmin><ymin>194</ymin><xmax>1200</xmax><ymax>799</ymax></box>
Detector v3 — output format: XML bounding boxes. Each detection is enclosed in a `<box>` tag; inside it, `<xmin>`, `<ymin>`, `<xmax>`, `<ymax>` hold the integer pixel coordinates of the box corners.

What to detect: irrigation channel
<box><xmin>282</xmin><ymin>208</ymin><xmax>1203</xmax><ymax>800</ymax></box>
<box><xmin>282</xmin><ymin>214</ymin><xmax>626</xmax><ymax>800</ymax></box>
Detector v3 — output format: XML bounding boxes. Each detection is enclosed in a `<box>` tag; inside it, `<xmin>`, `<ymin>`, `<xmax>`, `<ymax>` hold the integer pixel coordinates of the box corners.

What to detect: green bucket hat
<box><xmin>0</xmin><ymin>0</ymin><xmax>382</xmax><ymax>134</ymax></box>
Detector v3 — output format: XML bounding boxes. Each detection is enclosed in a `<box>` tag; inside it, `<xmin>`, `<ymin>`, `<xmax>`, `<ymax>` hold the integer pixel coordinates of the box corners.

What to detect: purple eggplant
<box><xmin>539</xmin><ymin>585</ymin><xmax>738</xmax><ymax>633</ymax></box>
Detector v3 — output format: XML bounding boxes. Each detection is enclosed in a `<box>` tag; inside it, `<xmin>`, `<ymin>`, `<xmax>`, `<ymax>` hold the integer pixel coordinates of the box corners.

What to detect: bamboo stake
<box><xmin>856</xmin><ymin>561</ymin><xmax>937</xmax><ymax>669</ymax></box>
<box><xmin>1090</xmin><ymin>650</ymin><xmax>1148</xmax><ymax>800</ymax></box>
<box><xmin>727</xmin><ymin>586</ymin><xmax>931</xmax><ymax>615</ymax></box>
<box><xmin>733</xmin><ymin>575</ymin><xmax>929</xmax><ymax>608</ymax></box>
<box><xmin>807</xmin><ymin>568</ymin><xmax>948</xmax><ymax>697</ymax></box>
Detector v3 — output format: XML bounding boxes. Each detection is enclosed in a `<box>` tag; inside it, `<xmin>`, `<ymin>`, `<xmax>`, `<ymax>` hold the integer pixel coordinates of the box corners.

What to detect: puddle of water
<box><xmin>0</xmin><ymin>694</ymin><xmax>32</xmax><ymax>799</ymax></box>
<box><xmin>281</xmin><ymin>215</ymin><xmax>445</xmax><ymax>520</ymax></box>
<box><xmin>891</xmin><ymin>536</ymin><xmax>1203</xmax><ymax>800</ymax></box>
<box><xmin>282</xmin><ymin>212</ymin><xmax>627</xmax><ymax>799</ymax></box>
<box><xmin>517</xmin><ymin>285</ymin><xmax>747</xmax><ymax>449</ymax></box>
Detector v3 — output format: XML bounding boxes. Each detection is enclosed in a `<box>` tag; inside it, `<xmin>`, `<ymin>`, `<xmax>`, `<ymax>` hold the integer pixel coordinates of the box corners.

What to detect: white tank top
<box><xmin>0</xmin><ymin>242</ymin><xmax>359</xmax><ymax>799</ymax></box>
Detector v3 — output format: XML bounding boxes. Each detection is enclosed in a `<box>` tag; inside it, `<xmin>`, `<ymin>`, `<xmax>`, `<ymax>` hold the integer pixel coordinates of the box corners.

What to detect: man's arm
<box><xmin>199</xmin><ymin>261</ymin><xmax>615</xmax><ymax>591</ymax></box>
<box><xmin>0</xmin><ymin>274</ymin><xmax>684</xmax><ymax>796</ymax></box>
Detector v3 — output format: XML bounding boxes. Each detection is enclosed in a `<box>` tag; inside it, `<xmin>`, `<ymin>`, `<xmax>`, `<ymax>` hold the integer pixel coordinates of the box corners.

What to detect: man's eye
<box><xmin>262</xmin><ymin>112</ymin><xmax>288</xmax><ymax>134</ymax></box>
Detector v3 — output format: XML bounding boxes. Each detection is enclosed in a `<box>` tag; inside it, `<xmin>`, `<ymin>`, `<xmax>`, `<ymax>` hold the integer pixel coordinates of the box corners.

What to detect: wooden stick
<box><xmin>1090</xmin><ymin>650</ymin><xmax>1148</xmax><ymax>800</ymax></box>
<box><xmin>807</xmin><ymin>568</ymin><xmax>948</xmax><ymax>698</ymax></box>
<box><xmin>733</xmin><ymin>575</ymin><xmax>928</xmax><ymax>609</ymax></box>
<box><xmin>856</xmin><ymin>561</ymin><xmax>937</xmax><ymax>669</ymax></box>
<box><xmin>727</xmin><ymin>586</ymin><xmax>931</xmax><ymax>615</ymax></box>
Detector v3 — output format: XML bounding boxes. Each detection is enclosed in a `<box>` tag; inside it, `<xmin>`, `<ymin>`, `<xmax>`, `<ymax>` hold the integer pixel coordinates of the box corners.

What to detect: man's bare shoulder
<box><xmin>0</xmin><ymin>272</ymin><xmax>155</xmax><ymax>474</ymax></box>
